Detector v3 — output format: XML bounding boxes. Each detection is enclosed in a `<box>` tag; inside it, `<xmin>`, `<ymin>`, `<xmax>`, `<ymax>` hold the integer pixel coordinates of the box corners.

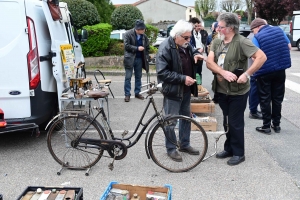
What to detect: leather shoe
<box><xmin>179</xmin><ymin>146</ymin><xmax>200</xmax><ymax>155</ymax></box>
<box><xmin>249</xmin><ymin>111</ymin><xmax>262</xmax><ymax>119</ymax></box>
<box><xmin>124</xmin><ymin>96</ymin><xmax>130</xmax><ymax>102</ymax></box>
<box><xmin>135</xmin><ymin>94</ymin><xmax>144</xmax><ymax>100</ymax></box>
<box><xmin>167</xmin><ymin>150</ymin><xmax>182</xmax><ymax>162</ymax></box>
<box><xmin>216</xmin><ymin>150</ymin><xmax>233</xmax><ymax>159</ymax></box>
<box><xmin>256</xmin><ymin>126</ymin><xmax>271</xmax><ymax>135</ymax></box>
<box><xmin>227</xmin><ymin>155</ymin><xmax>245</xmax><ymax>166</ymax></box>
<box><xmin>271</xmin><ymin>125</ymin><xmax>281</xmax><ymax>133</ymax></box>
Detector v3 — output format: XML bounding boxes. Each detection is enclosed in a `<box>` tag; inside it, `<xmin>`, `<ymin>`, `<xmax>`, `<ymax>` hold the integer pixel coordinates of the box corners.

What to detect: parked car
<box><xmin>279</xmin><ymin>24</ymin><xmax>295</xmax><ymax>47</ymax></box>
<box><xmin>239</xmin><ymin>24</ymin><xmax>251</xmax><ymax>37</ymax></box>
<box><xmin>153</xmin><ymin>36</ymin><xmax>166</xmax><ymax>48</ymax></box>
<box><xmin>110</xmin><ymin>30</ymin><xmax>126</xmax><ymax>40</ymax></box>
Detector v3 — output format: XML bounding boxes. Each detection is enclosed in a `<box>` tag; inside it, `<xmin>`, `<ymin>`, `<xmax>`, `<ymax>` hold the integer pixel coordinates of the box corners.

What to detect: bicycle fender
<box><xmin>144</xmin><ymin>120</ymin><xmax>160</xmax><ymax>159</ymax></box>
<box><xmin>45</xmin><ymin>113</ymin><xmax>62</xmax><ymax>130</ymax></box>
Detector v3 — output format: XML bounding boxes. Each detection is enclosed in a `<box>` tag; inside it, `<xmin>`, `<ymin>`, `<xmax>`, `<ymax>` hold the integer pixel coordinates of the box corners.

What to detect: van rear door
<box><xmin>292</xmin><ymin>11</ymin><xmax>300</xmax><ymax>50</ymax></box>
<box><xmin>0</xmin><ymin>0</ymin><xmax>31</xmax><ymax>119</ymax></box>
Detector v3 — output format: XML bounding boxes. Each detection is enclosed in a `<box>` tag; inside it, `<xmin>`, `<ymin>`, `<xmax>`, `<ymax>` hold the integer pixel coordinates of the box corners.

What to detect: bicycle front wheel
<box><xmin>148</xmin><ymin>115</ymin><xmax>208</xmax><ymax>172</ymax></box>
<box><xmin>47</xmin><ymin>115</ymin><xmax>106</xmax><ymax>169</ymax></box>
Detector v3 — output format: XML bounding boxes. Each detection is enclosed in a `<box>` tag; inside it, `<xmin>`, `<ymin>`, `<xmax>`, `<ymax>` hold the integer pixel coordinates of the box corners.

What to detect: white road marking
<box><xmin>285</xmin><ymin>79</ymin><xmax>300</xmax><ymax>94</ymax></box>
<box><xmin>291</xmin><ymin>73</ymin><xmax>300</xmax><ymax>77</ymax></box>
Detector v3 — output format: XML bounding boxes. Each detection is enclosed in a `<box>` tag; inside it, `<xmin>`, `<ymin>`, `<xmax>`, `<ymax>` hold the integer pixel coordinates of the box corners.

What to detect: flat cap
<box><xmin>250</xmin><ymin>18</ymin><xmax>267</xmax><ymax>30</ymax></box>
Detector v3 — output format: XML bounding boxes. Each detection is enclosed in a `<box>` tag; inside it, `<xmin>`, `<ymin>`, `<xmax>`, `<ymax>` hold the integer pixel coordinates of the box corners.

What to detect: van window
<box><xmin>110</xmin><ymin>33</ymin><xmax>121</xmax><ymax>39</ymax></box>
<box><xmin>0</xmin><ymin>1</ymin><xmax>24</xmax><ymax>48</ymax></box>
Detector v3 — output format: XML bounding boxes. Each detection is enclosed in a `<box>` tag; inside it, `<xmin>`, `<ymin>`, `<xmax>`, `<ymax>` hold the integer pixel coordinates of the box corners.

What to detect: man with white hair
<box><xmin>156</xmin><ymin>20</ymin><xmax>204</xmax><ymax>162</ymax></box>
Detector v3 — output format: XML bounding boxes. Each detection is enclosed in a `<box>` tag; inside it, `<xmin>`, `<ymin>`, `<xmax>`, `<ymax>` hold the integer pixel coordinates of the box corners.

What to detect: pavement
<box><xmin>1</xmin><ymin>50</ymin><xmax>300</xmax><ymax>199</ymax></box>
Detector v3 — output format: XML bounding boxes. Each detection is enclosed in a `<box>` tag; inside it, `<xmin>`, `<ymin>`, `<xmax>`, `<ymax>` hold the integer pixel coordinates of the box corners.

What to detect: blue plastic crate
<box><xmin>100</xmin><ymin>181</ymin><xmax>172</xmax><ymax>200</ymax></box>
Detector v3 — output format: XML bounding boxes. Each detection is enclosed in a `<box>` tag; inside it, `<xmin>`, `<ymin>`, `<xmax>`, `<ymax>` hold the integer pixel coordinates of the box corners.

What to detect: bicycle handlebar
<box><xmin>139</xmin><ymin>82</ymin><xmax>162</xmax><ymax>95</ymax></box>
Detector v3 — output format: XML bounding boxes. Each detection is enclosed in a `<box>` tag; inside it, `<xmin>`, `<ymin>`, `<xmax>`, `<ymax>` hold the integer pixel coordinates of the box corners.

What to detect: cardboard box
<box><xmin>100</xmin><ymin>181</ymin><xmax>171</xmax><ymax>200</ymax></box>
<box><xmin>17</xmin><ymin>186</ymin><xmax>83</xmax><ymax>200</ymax></box>
<box><xmin>191</xmin><ymin>116</ymin><xmax>217</xmax><ymax>131</ymax></box>
<box><xmin>191</xmin><ymin>101</ymin><xmax>215</xmax><ymax>113</ymax></box>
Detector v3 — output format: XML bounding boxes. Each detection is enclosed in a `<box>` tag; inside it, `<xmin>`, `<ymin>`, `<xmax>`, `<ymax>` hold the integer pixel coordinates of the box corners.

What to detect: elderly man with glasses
<box><xmin>156</xmin><ymin>20</ymin><xmax>204</xmax><ymax>162</ymax></box>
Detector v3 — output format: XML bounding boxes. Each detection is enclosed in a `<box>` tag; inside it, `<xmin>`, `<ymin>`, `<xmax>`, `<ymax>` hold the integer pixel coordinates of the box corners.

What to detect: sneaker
<box><xmin>249</xmin><ymin>112</ymin><xmax>263</xmax><ymax>119</ymax></box>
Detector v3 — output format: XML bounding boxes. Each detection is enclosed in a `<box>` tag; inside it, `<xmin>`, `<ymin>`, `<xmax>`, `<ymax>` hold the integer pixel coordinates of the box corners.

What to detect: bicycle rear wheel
<box><xmin>47</xmin><ymin>114</ymin><xmax>106</xmax><ymax>169</ymax></box>
<box><xmin>148</xmin><ymin>115</ymin><xmax>208</xmax><ymax>172</ymax></box>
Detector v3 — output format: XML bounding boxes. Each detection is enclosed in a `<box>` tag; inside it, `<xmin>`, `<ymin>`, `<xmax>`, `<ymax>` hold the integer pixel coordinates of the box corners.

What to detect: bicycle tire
<box><xmin>47</xmin><ymin>114</ymin><xmax>106</xmax><ymax>169</ymax></box>
<box><xmin>148</xmin><ymin>115</ymin><xmax>208</xmax><ymax>172</ymax></box>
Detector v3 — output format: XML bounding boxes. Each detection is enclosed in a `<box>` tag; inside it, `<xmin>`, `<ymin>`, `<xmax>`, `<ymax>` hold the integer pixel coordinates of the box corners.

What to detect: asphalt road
<box><xmin>0</xmin><ymin>48</ymin><xmax>300</xmax><ymax>199</ymax></box>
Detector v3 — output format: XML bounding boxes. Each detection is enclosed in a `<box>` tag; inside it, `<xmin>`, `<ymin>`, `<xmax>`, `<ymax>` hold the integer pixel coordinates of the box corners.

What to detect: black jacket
<box><xmin>123</xmin><ymin>28</ymin><xmax>150</xmax><ymax>72</ymax></box>
<box><xmin>156</xmin><ymin>36</ymin><xmax>199</xmax><ymax>99</ymax></box>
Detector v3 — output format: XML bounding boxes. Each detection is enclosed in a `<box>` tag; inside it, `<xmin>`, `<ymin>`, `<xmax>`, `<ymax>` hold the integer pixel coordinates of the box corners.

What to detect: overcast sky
<box><xmin>110</xmin><ymin>0</ymin><xmax>196</xmax><ymax>7</ymax></box>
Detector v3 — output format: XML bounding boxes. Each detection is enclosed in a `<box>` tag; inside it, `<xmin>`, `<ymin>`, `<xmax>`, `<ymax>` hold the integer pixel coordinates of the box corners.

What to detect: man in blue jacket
<box><xmin>250</xmin><ymin>18</ymin><xmax>291</xmax><ymax>134</ymax></box>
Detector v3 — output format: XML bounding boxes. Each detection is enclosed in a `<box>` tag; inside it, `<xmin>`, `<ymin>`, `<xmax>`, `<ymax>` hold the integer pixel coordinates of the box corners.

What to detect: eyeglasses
<box><xmin>217</xmin><ymin>25</ymin><xmax>227</xmax><ymax>30</ymax></box>
<box><xmin>180</xmin><ymin>35</ymin><xmax>192</xmax><ymax>40</ymax></box>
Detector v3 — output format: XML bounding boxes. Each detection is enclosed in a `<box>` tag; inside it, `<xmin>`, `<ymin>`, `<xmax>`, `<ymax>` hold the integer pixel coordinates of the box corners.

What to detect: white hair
<box><xmin>170</xmin><ymin>20</ymin><xmax>193</xmax><ymax>38</ymax></box>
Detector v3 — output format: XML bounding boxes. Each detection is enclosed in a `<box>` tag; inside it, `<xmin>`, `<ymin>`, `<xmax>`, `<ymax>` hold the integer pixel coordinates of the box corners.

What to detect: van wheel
<box><xmin>297</xmin><ymin>40</ymin><xmax>300</xmax><ymax>51</ymax></box>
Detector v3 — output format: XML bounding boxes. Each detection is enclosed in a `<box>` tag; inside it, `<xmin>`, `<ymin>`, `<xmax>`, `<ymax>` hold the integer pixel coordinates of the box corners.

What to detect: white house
<box><xmin>132</xmin><ymin>0</ymin><xmax>188</xmax><ymax>23</ymax></box>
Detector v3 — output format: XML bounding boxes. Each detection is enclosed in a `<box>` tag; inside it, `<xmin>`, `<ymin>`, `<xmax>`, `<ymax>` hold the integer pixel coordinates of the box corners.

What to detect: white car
<box><xmin>110</xmin><ymin>30</ymin><xmax>127</xmax><ymax>40</ymax></box>
<box><xmin>153</xmin><ymin>36</ymin><xmax>166</xmax><ymax>48</ymax></box>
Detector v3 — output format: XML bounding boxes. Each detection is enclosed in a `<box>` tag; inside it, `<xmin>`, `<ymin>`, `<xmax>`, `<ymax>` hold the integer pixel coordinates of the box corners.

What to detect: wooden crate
<box><xmin>191</xmin><ymin>116</ymin><xmax>217</xmax><ymax>131</ymax></box>
<box><xmin>190</xmin><ymin>101</ymin><xmax>215</xmax><ymax>113</ymax></box>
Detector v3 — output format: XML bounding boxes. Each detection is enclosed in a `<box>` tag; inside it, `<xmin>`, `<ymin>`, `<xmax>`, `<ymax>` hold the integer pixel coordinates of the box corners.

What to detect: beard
<box><xmin>181</xmin><ymin>43</ymin><xmax>189</xmax><ymax>48</ymax></box>
<box><xmin>217</xmin><ymin>32</ymin><xmax>225</xmax><ymax>41</ymax></box>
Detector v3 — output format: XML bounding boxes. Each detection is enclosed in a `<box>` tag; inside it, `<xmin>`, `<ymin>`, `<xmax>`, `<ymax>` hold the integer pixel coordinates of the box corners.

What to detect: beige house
<box><xmin>186</xmin><ymin>6</ymin><xmax>201</xmax><ymax>21</ymax></box>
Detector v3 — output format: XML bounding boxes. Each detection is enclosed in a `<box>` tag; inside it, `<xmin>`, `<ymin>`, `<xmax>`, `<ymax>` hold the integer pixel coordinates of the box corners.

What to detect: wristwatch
<box><xmin>244</xmin><ymin>72</ymin><xmax>250</xmax><ymax>79</ymax></box>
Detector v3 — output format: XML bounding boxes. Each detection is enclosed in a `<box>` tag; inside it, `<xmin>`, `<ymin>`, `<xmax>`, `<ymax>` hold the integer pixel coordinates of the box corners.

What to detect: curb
<box><xmin>86</xmin><ymin>70</ymin><xmax>157</xmax><ymax>76</ymax></box>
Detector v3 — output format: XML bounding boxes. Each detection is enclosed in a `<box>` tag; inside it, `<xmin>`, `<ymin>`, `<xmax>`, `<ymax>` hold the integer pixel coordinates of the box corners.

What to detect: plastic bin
<box><xmin>100</xmin><ymin>181</ymin><xmax>172</xmax><ymax>200</ymax></box>
<box><xmin>17</xmin><ymin>186</ymin><xmax>83</xmax><ymax>200</ymax></box>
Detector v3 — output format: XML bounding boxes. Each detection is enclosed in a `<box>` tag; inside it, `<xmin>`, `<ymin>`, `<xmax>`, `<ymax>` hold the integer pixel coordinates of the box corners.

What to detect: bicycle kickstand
<box><xmin>108</xmin><ymin>149</ymin><xmax>120</xmax><ymax>171</ymax></box>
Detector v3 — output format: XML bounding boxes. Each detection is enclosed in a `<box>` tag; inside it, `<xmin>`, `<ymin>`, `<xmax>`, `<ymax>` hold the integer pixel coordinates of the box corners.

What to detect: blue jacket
<box><xmin>253</xmin><ymin>25</ymin><xmax>291</xmax><ymax>77</ymax></box>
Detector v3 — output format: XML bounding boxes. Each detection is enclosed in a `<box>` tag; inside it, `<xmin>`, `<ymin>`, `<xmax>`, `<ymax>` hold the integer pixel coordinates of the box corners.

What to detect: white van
<box><xmin>291</xmin><ymin>11</ymin><xmax>300</xmax><ymax>50</ymax></box>
<box><xmin>0</xmin><ymin>0</ymin><xmax>86</xmax><ymax>133</ymax></box>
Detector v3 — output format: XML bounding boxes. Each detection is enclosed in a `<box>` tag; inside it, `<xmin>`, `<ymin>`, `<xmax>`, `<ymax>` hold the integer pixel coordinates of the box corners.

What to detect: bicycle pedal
<box><xmin>122</xmin><ymin>130</ymin><xmax>129</xmax><ymax>137</ymax></box>
<box><xmin>108</xmin><ymin>163</ymin><xmax>114</xmax><ymax>171</ymax></box>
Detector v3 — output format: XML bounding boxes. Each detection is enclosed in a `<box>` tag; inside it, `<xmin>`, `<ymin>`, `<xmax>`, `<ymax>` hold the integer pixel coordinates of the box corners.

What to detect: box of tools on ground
<box><xmin>17</xmin><ymin>186</ymin><xmax>83</xmax><ymax>200</ymax></box>
<box><xmin>191</xmin><ymin>85</ymin><xmax>215</xmax><ymax>113</ymax></box>
<box><xmin>191</xmin><ymin>116</ymin><xmax>217</xmax><ymax>131</ymax></box>
<box><xmin>100</xmin><ymin>181</ymin><xmax>172</xmax><ymax>200</ymax></box>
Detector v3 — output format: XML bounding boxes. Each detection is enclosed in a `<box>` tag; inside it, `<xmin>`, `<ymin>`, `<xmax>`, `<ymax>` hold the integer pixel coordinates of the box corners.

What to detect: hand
<box><xmin>185</xmin><ymin>76</ymin><xmax>196</xmax><ymax>86</ymax></box>
<box><xmin>237</xmin><ymin>73</ymin><xmax>248</xmax><ymax>84</ymax></box>
<box><xmin>138</xmin><ymin>46</ymin><xmax>144</xmax><ymax>51</ymax></box>
<box><xmin>198</xmin><ymin>48</ymin><xmax>204</xmax><ymax>53</ymax></box>
<box><xmin>222</xmin><ymin>70</ymin><xmax>237</xmax><ymax>82</ymax></box>
<box><xmin>194</xmin><ymin>54</ymin><xmax>205</xmax><ymax>63</ymax></box>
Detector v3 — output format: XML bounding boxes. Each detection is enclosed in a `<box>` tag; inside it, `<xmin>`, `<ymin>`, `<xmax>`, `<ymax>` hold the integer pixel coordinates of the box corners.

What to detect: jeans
<box><xmin>163</xmin><ymin>91</ymin><xmax>191</xmax><ymax>153</ymax></box>
<box><xmin>256</xmin><ymin>69</ymin><xmax>286</xmax><ymax>127</ymax></box>
<box><xmin>124</xmin><ymin>58</ymin><xmax>142</xmax><ymax>96</ymax></box>
<box><xmin>249</xmin><ymin>76</ymin><xmax>260</xmax><ymax>114</ymax></box>
<box><xmin>218</xmin><ymin>92</ymin><xmax>248</xmax><ymax>156</ymax></box>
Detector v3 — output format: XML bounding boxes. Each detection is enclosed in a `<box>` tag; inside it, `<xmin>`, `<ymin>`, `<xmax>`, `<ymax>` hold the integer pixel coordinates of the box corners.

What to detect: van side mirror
<box><xmin>78</xmin><ymin>29</ymin><xmax>88</xmax><ymax>42</ymax></box>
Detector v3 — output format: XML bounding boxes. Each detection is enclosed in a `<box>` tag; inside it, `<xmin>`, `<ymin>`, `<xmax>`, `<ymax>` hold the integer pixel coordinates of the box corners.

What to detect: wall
<box><xmin>137</xmin><ymin>0</ymin><xmax>187</xmax><ymax>23</ymax></box>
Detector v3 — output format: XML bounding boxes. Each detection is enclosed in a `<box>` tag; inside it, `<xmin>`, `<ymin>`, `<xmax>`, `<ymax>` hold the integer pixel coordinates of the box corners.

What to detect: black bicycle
<box><xmin>46</xmin><ymin>82</ymin><xmax>209</xmax><ymax>174</ymax></box>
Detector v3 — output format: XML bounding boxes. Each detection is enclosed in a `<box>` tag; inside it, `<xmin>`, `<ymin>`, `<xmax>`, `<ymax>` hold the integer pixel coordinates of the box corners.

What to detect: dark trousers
<box><xmin>218</xmin><ymin>92</ymin><xmax>249</xmax><ymax>156</ymax></box>
<box><xmin>256</xmin><ymin>70</ymin><xmax>286</xmax><ymax>128</ymax></box>
<box><xmin>196</xmin><ymin>60</ymin><xmax>203</xmax><ymax>79</ymax></box>
<box><xmin>249</xmin><ymin>76</ymin><xmax>260</xmax><ymax>114</ymax></box>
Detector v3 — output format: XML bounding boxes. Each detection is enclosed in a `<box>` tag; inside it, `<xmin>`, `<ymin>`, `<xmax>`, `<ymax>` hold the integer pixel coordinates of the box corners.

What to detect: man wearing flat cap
<box><xmin>123</xmin><ymin>19</ymin><xmax>150</xmax><ymax>102</ymax></box>
<box><xmin>250</xmin><ymin>18</ymin><xmax>291</xmax><ymax>134</ymax></box>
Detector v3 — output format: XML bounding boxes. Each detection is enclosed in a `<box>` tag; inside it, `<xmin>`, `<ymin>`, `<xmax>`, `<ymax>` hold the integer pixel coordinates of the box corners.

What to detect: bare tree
<box><xmin>220</xmin><ymin>0</ymin><xmax>245</xmax><ymax>13</ymax></box>
<box><xmin>245</xmin><ymin>0</ymin><xmax>254</xmax><ymax>25</ymax></box>
<box><xmin>195</xmin><ymin>0</ymin><xmax>216</xmax><ymax>17</ymax></box>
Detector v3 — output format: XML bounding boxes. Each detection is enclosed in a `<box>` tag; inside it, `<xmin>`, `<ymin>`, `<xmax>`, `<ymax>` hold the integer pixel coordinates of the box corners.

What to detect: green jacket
<box><xmin>211</xmin><ymin>34</ymin><xmax>250</xmax><ymax>95</ymax></box>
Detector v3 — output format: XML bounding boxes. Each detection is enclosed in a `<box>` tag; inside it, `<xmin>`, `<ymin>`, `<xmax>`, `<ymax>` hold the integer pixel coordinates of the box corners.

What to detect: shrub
<box><xmin>64</xmin><ymin>0</ymin><xmax>100</xmax><ymax>29</ymax></box>
<box><xmin>149</xmin><ymin>46</ymin><xmax>158</xmax><ymax>54</ymax></box>
<box><xmin>203</xmin><ymin>14</ymin><xmax>216</xmax><ymax>21</ymax></box>
<box><xmin>145</xmin><ymin>24</ymin><xmax>159</xmax><ymax>46</ymax></box>
<box><xmin>105</xmin><ymin>39</ymin><xmax>124</xmax><ymax>56</ymax></box>
<box><xmin>81</xmin><ymin>23</ymin><xmax>112</xmax><ymax>57</ymax></box>
<box><xmin>111</xmin><ymin>5</ymin><xmax>144</xmax><ymax>30</ymax></box>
